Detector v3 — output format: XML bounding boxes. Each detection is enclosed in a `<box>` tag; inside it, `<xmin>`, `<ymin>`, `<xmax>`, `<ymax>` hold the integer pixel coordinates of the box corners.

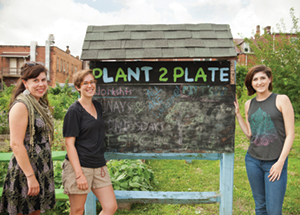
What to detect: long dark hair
<box><xmin>9</xmin><ymin>63</ymin><xmax>50</xmax><ymax>106</ymax></box>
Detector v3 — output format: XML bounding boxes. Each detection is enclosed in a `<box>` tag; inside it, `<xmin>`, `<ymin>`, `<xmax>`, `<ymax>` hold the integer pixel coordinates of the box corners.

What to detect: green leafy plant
<box><xmin>48</xmin><ymin>78</ymin><xmax>78</xmax><ymax>120</ymax></box>
<box><xmin>54</xmin><ymin>201</ymin><xmax>70</xmax><ymax>214</ymax></box>
<box><xmin>53</xmin><ymin>161</ymin><xmax>63</xmax><ymax>189</ymax></box>
<box><xmin>235</xmin><ymin>64</ymin><xmax>248</xmax><ymax>99</ymax></box>
<box><xmin>0</xmin><ymin>162</ymin><xmax>8</xmax><ymax>187</ymax></box>
<box><xmin>52</xmin><ymin>161</ymin><xmax>70</xmax><ymax>214</ymax></box>
<box><xmin>0</xmin><ymin>111</ymin><xmax>9</xmax><ymax>134</ymax></box>
<box><xmin>107</xmin><ymin>159</ymin><xmax>157</xmax><ymax>191</ymax></box>
<box><xmin>48</xmin><ymin>77</ymin><xmax>74</xmax><ymax>97</ymax></box>
<box><xmin>52</xmin><ymin>119</ymin><xmax>65</xmax><ymax>151</ymax></box>
<box><xmin>0</xmin><ymin>84</ymin><xmax>14</xmax><ymax>112</ymax></box>
<box><xmin>0</xmin><ymin>84</ymin><xmax>14</xmax><ymax>134</ymax></box>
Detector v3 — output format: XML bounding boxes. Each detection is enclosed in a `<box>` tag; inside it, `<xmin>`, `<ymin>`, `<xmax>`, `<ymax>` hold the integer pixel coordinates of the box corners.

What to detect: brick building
<box><xmin>234</xmin><ymin>25</ymin><xmax>298</xmax><ymax>66</ymax></box>
<box><xmin>0</xmin><ymin>35</ymin><xmax>82</xmax><ymax>89</ymax></box>
<box><xmin>233</xmin><ymin>38</ymin><xmax>250</xmax><ymax>66</ymax></box>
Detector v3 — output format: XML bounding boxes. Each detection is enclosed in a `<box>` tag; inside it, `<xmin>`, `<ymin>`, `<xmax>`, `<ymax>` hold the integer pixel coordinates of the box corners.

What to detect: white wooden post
<box><xmin>219</xmin><ymin>153</ymin><xmax>234</xmax><ymax>215</ymax></box>
<box><xmin>85</xmin><ymin>191</ymin><xmax>97</xmax><ymax>215</ymax></box>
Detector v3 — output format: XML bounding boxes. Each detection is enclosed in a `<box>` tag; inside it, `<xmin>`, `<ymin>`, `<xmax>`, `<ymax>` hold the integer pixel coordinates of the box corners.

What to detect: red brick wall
<box><xmin>36</xmin><ymin>46</ymin><xmax>45</xmax><ymax>63</ymax></box>
<box><xmin>0</xmin><ymin>45</ymin><xmax>82</xmax><ymax>88</ymax></box>
<box><xmin>50</xmin><ymin>47</ymin><xmax>82</xmax><ymax>87</ymax></box>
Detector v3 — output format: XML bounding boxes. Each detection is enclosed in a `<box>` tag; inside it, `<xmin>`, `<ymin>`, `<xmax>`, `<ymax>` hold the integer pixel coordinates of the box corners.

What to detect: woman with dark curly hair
<box><xmin>234</xmin><ymin>65</ymin><xmax>294</xmax><ymax>215</ymax></box>
<box><xmin>0</xmin><ymin>62</ymin><xmax>55</xmax><ymax>215</ymax></box>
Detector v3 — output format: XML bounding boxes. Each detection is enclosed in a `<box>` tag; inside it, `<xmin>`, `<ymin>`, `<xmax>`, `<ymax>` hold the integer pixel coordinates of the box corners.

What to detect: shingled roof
<box><xmin>81</xmin><ymin>23</ymin><xmax>237</xmax><ymax>61</ymax></box>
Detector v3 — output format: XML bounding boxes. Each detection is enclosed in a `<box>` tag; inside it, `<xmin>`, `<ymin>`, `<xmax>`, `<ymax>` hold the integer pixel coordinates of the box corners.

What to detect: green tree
<box><xmin>0</xmin><ymin>84</ymin><xmax>14</xmax><ymax>112</ymax></box>
<box><xmin>244</xmin><ymin>7</ymin><xmax>300</xmax><ymax>117</ymax></box>
<box><xmin>235</xmin><ymin>64</ymin><xmax>248</xmax><ymax>98</ymax></box>
<box><xmin>0</xmin><ymin>85</ymin><xmax>14</xmax><ymax>134</ymax></box>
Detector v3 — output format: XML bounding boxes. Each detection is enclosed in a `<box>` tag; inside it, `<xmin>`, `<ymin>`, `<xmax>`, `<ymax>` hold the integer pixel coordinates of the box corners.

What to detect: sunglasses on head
<box><xmin>25</xmin><ymin>61</ymin><xmax>45</xmax><ymax>66</ymax></box>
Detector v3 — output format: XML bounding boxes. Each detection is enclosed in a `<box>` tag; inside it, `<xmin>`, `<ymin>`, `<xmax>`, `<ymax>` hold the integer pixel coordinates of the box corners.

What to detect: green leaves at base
<box><xmin>107</xmin><ymin>159</ymin><xmax>157</xmax><ymax>191</ymax></box>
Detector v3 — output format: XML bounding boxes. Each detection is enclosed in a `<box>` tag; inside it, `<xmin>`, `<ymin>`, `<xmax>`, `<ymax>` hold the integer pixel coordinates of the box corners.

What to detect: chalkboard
<box><xmin>90</xmin><ymin>61</ymin><xmax>235</xmax><ymax>153</ymax></box>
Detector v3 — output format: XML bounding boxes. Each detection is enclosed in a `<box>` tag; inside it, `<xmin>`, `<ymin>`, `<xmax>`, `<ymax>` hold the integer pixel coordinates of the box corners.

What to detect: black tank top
<box><xmin>247</xmin><ymin>93</ymin><xmax>286</xmax><ymax>160</ymax></box>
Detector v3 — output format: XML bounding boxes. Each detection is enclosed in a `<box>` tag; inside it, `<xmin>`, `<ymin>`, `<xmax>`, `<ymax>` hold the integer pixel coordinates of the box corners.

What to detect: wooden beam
<box><xmin>114</xmin><ymin>191</ymin><xmax>220</xmax><ymax>204</ymax></box>
<box><xmin>105</xmin><ymin>152</ymin><xmax>222</xmax><ymax>160</ymax></box>
<box><xmin>85</xmin><ymin>190</ymin><xmax>220</xmax><ymax>215</ymax></box>
<box><xmin>0</xmin><ymin>152</ymin><xmax>222</xmax><ymax>162</ymax></box>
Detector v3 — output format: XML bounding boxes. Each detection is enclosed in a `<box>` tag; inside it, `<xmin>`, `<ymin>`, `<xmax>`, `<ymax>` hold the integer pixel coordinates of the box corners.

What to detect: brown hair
<box><xmin>10</xmin><ymin>63</ymin><xmax>49</xmax><ymax>106</ymax></box>
<box><xmin>244</xmin><ymin>65</ymin><xmax>273</xmax><ymax>96</ymax></box>
<box><xmin>73</xmin><ymin>69</ymin><xmax>95</xmax><ymax>95</ymax></box>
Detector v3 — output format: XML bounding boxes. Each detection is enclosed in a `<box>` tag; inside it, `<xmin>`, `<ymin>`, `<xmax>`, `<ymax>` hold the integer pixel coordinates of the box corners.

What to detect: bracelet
<box><xmin>76</xmin><ymin>174</ymin><xmax>82</xmax><ymax>180</ymax></box>
<box><xmin>26</xmin><ymin>173</ymin><xmax>34</xmax><ymax>178</ymax></box>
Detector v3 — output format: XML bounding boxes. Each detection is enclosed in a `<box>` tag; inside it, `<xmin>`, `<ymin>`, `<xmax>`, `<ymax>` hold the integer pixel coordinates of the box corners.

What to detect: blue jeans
<box><xmin>245</xmin><ymin>152</ymin><xmax>288</xmax><ymax>215</ymax></box>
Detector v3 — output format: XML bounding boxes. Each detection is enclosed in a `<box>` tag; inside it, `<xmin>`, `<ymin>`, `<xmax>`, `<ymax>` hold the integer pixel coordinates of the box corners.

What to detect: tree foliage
<box><xmin>48</xmin><ymin>78</ymin><xmax>78</xmax><ymax>120</ymax></box>
<box><xmin>235</xmin><ymin>64</ymin><xmax>248</xmax><ymax>98</ymax></box>
<box><xmin>244</xmin><ymin>7</ymin><xmax>300</xmax><ymax>117</ymax></box>
<box><xmin>0</xmin><ymin>85</ymin><xmax>14</xmax><ymax>134</ymax></box>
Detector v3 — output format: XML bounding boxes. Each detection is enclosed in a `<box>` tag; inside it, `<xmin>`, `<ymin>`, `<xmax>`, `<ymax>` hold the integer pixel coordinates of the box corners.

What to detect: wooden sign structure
<box><xmin>81</xmin><ymin>23</ymin><xmax>237</xmax><ymax>215</ymax></box>
<box><xmin>84</xmin><ymin>60</ymin><xmax>236</xmax><ymax>215</ymax></box>
<box><xmin>91</xmin><ymin>60</ymin><xmax>235</xmax><ymax>153</ymax></box>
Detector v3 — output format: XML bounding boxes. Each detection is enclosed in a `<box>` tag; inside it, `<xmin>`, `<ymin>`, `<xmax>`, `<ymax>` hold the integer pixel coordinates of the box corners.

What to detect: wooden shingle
<box><xmin>81</xmin><ymin>23</ymin><xmax>236</xmax><ymax>60</ymax></box>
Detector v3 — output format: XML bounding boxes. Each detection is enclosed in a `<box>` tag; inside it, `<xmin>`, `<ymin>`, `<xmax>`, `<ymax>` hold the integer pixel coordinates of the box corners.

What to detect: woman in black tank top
<box><xmin>234</xmin><ymin>65</ymin><xmax>294</xmax><ymax>215</ymax></box>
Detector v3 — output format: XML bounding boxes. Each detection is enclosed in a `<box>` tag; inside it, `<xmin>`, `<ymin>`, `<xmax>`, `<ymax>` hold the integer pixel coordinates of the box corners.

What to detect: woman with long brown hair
<box><xmin>0</xmin><ymin>62</ymin><xmax>55</xmax><ymax>215</ymax></box>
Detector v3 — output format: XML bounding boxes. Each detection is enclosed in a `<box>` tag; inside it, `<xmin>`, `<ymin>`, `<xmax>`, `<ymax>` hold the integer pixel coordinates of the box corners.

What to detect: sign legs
<box><xmin>85</xmin><ymin>191</ymin><xmax>97</xmax><ymax>215</ymax></box>
<box><xmin>219</xmin><ymin>153</ymin><xmax>234</xmax><ymax>215</ymax></box>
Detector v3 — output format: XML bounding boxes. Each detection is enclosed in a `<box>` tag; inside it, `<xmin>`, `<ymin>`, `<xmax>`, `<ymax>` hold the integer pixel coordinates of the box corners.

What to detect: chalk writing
<box><xmin>180</xmin><ymin>85</ymin><xmax>233</xmax><ymax>102</ymax></box>
<box><xmin>135</xmin><ymin>102</ymin><xmax>145</xmax><ymax>114</ymax></box>
<box><xmin>101</xmin><ymin>100</ymin><xmax>132</xmax><ymax>114</ymax></box>
<box><xmin>90</xmin><ymin>61</ymin><xmax>235</xmax><ymax>153</ymax></box>
<box><xmin>91</xmin><ymin>61</ymin><xmax>231</xmax><ymax>84</ymax></box>
<box><xmin>94</xmin><ymin>86</ymin><xmax>132</xmax><ymax>97</ymax></box>
<box><xmin>148</xmin><ymin>86</ymin><xmax>181</xmax><ymax>118</ymax></box>
<box><xmin>93</xmin><ymin>66</ymin><xmax>151</xmax><ymax>83</ymax></box>
<box><xmin>116</xmin><ymin>134</ymin><xmax>170</xmax><ymax>149</ymax></box>
<box><xmin>106</xmin><ymin>119</ymin><xmax>164</xmax><ymax>133</ymax></box>
<box><xmin>181</xmin><ymin>85</ymin><xmax>230</xmax><ymax>96</ymax></box>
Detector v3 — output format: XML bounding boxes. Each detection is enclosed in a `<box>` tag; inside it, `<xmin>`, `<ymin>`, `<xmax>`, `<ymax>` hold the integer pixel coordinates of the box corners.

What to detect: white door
<box><xmin>18</xmin><ymin>58</ymin><xmax>25</xmax><ymax>74</ymax></box>
<box><xmin>10</xmin><ymin>58</ymin><xmax>17</xmax><ymax>74</ymax></box>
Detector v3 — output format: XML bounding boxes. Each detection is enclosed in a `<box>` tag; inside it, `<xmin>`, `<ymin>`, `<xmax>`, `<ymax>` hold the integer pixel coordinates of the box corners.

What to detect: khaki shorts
<box><xmin>62</xmin><ymin>159</ymin><xmax>112</xmax><ymax>195</ymax></box>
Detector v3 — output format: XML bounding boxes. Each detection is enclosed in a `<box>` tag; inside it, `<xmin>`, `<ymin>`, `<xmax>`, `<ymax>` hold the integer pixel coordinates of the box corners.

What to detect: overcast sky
<box><xmin>0</xmin><ymin>0</ymin><xmax>299</xmax><ymax>57</ymax></box>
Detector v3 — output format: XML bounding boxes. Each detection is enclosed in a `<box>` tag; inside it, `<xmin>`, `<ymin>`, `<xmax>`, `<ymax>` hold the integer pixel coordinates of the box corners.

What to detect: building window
<box><xmin>291</xmin><ymin>37</ymin><xmax>299</xmax><ymax>44</ymax></box>
<box><xmin>66</xmin><ymin>62</ymin><xmax>69</xmax><ymax>75</ymax></box>
<box><xmin>243</xmin><ymin>42</ymin><xmax>251</xmax><ymax>53</ymax></box>
<box><xmin>61</xmin><ymin>59</ymin><xmax>63</xmax><ymax>72</ymax></box>
<box><xmin>75</xmin><ymin>66</ymin><xmax>77</xmax><ymax>74</ymax></box>
<box><xmin>57</xmin><ymin>57</ymin><xmax>59</xmax><ymax>71</ymax></box>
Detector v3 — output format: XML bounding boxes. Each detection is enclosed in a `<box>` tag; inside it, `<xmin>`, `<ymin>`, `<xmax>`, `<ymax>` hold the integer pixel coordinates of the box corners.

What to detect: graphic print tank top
<box><xmin>247</xmin><ymin>93</ymin><xmax>286</xmax><ymax>160</ymax></box>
